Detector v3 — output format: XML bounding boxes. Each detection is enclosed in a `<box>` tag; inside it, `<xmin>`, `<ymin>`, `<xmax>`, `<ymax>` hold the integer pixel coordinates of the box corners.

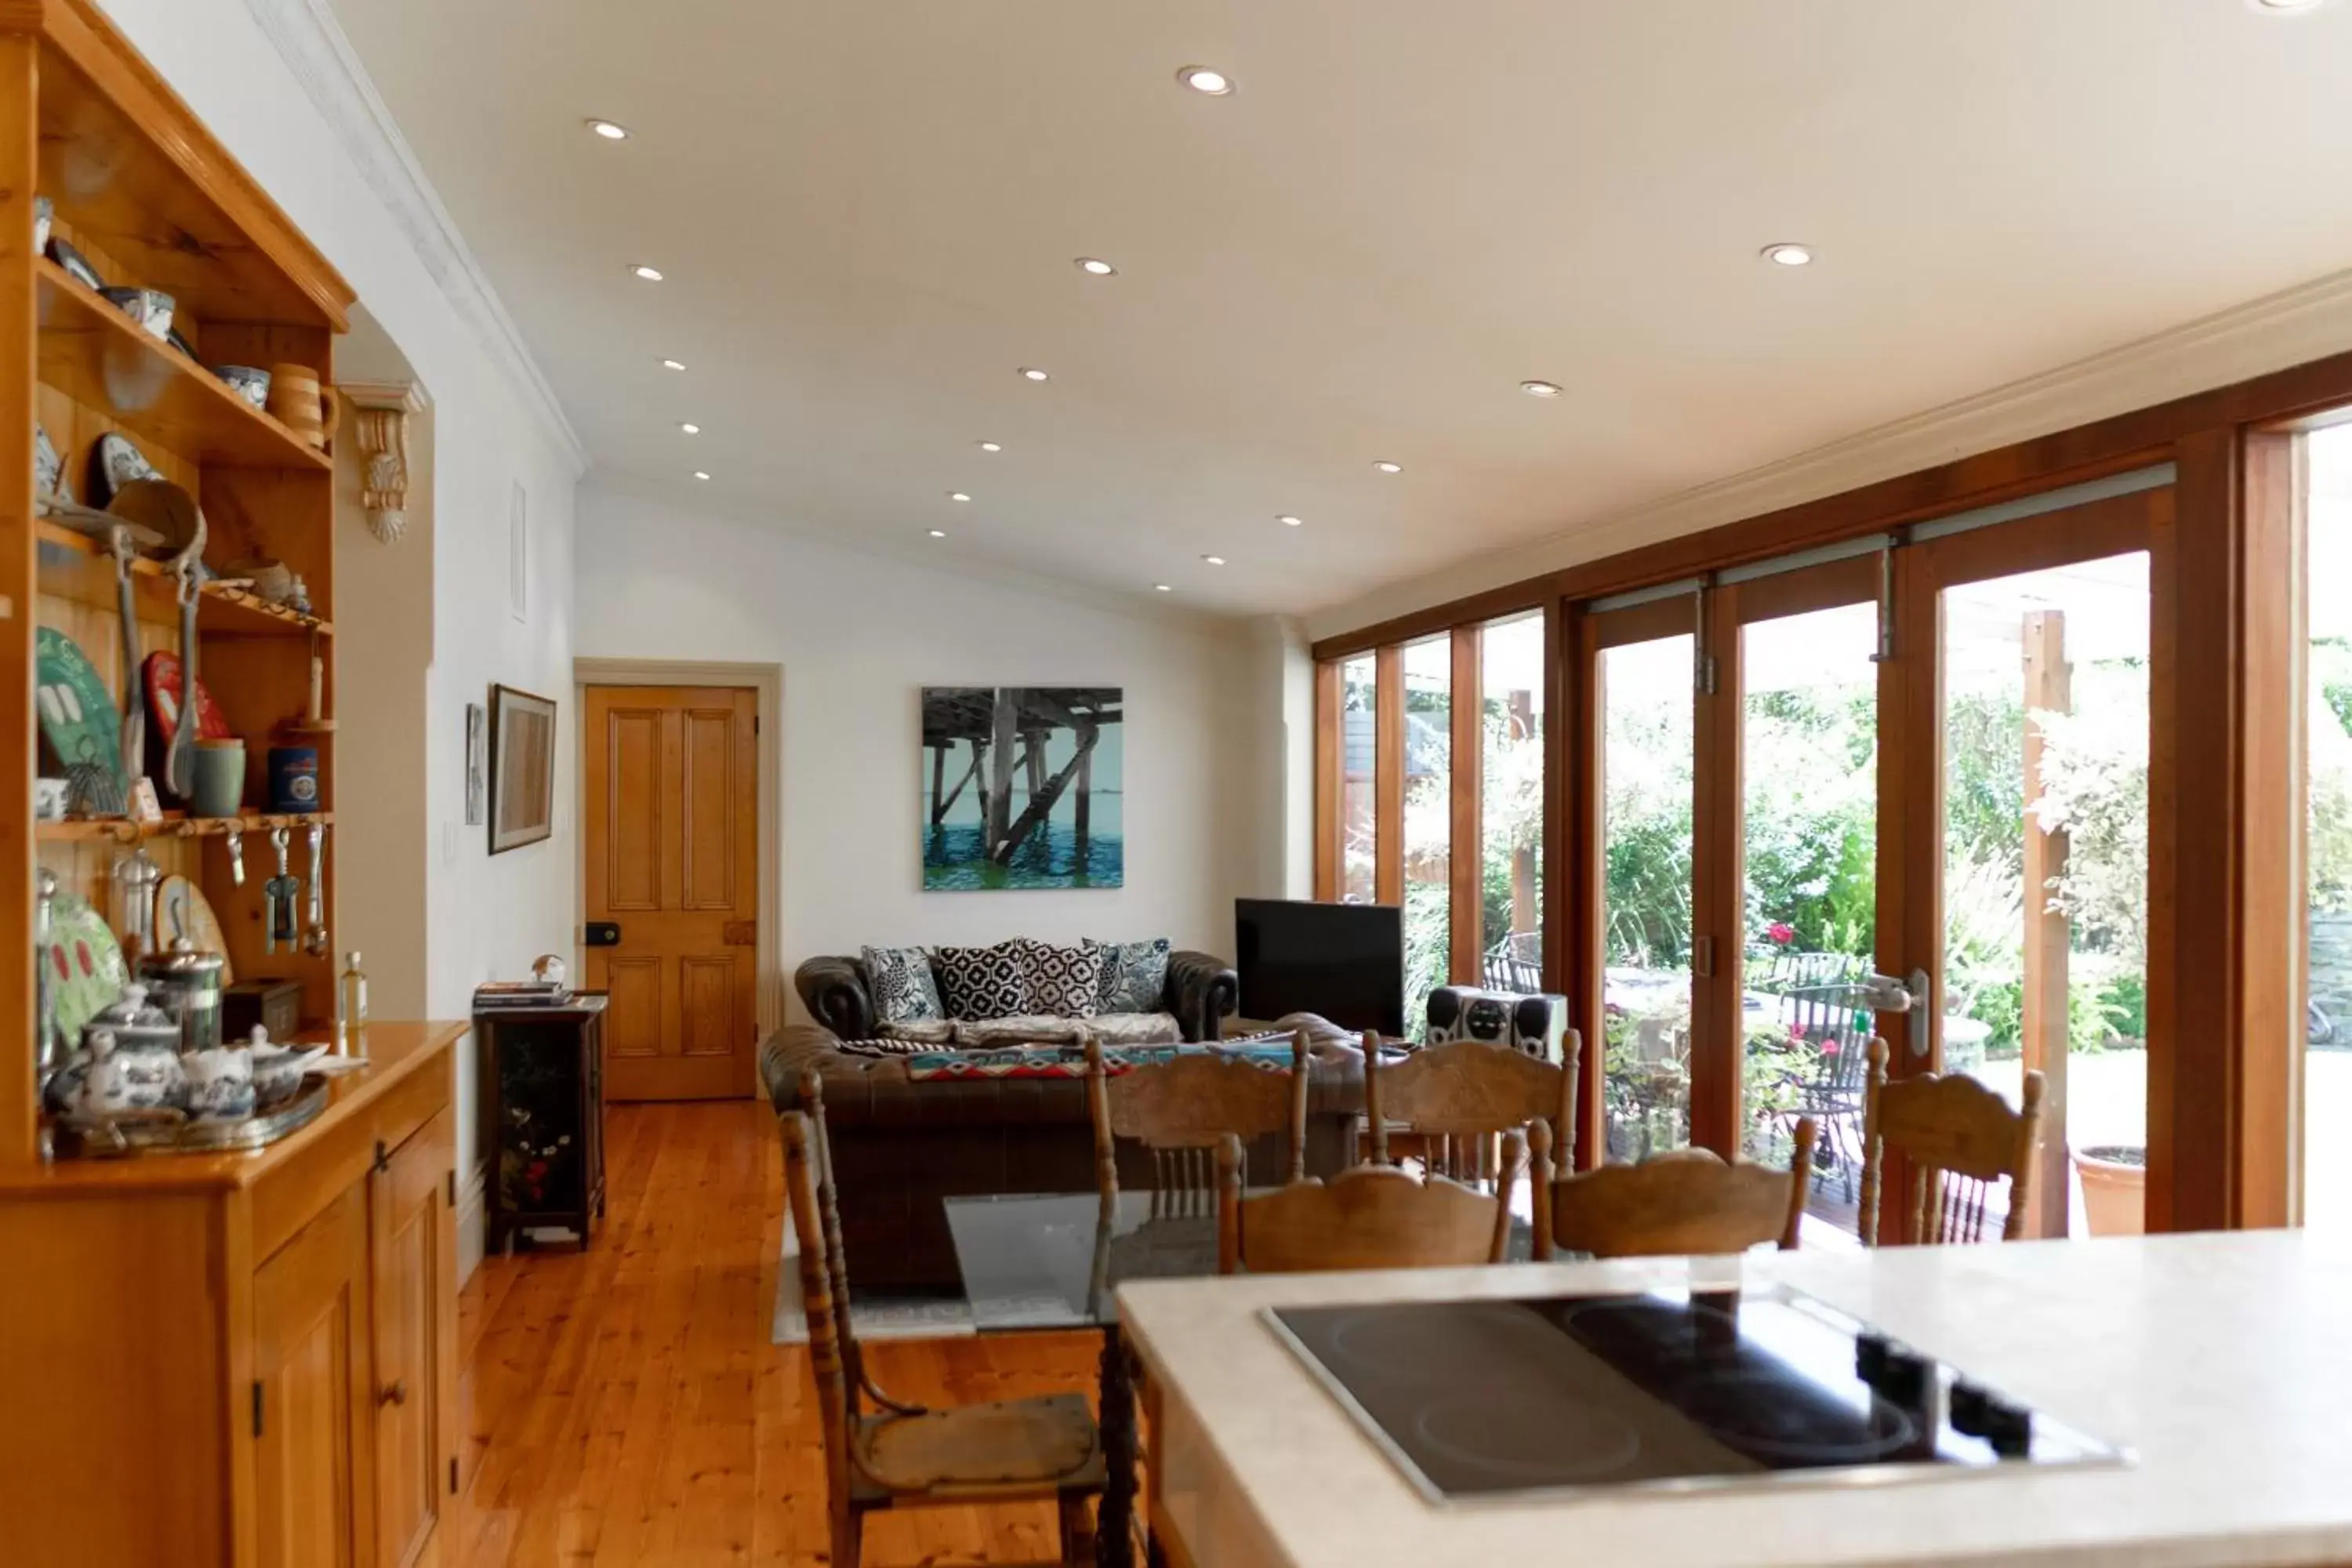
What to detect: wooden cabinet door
<box><xmin>372</xmin><ymin>1109</ymin><xmax>459</xmax><ymax>1568</ymax></box>
<box><xmin>253</xmin><ymin>1185</ymin><xmax>374</xmax><ymax>1568</ymax></box>
<box><xmin>584</xmin><ymin>684</ymin><xmax>760</xmax><ymax>1101</ymax></box>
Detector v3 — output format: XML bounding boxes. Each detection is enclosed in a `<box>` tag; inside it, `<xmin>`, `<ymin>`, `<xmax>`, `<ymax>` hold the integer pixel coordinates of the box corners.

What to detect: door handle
<box><xmin>585</xmin><ymin>921</ymin><xmax>620</xmax><ymax>947</ymax></box>
<box><xmin>1861</xmin><ymin>969</ymin><xmax>1934</xmax><ymax>1055</ymax></box>
<box><xmin>378</xmin><ymin>1380</ymin><xmax>408</xmax><ymax>1408</ymax></box>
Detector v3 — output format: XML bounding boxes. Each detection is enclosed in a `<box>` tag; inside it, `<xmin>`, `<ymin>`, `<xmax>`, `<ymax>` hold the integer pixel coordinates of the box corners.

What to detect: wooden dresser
<box><xmin>0</xmin><ymin>1022</ymin><xmax>466</xmax><ymax>1567</ymax></box>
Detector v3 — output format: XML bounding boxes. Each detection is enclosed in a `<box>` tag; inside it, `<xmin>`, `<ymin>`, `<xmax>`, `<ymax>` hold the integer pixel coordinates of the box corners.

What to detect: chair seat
<box><xmin>853</xmin><ymin>1392</ymin><xmax>1104</xmax><ymax>1497</ymax></box>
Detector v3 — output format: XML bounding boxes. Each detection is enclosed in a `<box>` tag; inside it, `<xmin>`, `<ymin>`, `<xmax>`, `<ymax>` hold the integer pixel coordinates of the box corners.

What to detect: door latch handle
<box><xmin>1861</xmin><ymin>969</ymin><xmax>1934</xmax><ymax>1054</ymax></box>
<box><xmin>585</xmin><ymin>921</ymin><xmax>621</xmax><ymax>948</ymax></box>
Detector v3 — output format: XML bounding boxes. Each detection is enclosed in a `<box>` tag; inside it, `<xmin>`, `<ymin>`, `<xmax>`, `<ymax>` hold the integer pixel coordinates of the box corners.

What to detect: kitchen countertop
<box><xmin>1119</xmin><ymin>1229</ymin><xmax>2352</xmax><ymax>1567</ymax></box>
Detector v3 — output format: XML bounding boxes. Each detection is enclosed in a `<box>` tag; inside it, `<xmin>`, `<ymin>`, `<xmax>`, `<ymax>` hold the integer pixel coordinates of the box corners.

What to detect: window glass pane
<box><xmin>1403</xmin><ymin>637</ymin><xmax>1450</xmax><ymax>1041</ymax></box>
<box><xmin>2306</xmin><ymin>426</ymin><xmax>2352</xmax><ymax>1232</ymax></box>
<box><xmin>1600</xmin><ymin>632</ymin><xmax>1695</xmax><ymax>1160</ymax></box>
<box><xmin>1739</xmin><ymin>602</ymin><xmax>1878</xmax><ymax>1243</ymax></box>
<box><xmin>1942</xmin><ymin>552</ymin><xmax>2150</xmax><ymax>1239</ymax></box>
<box><xmin>1341</xmin><ymin>653</ymin><xmax>1377</xmax><ymax>904</ymax></box>
<box><xmin>1480</xmin><ymin>613</ymin><xmax>1546</xmax><ymax>991</ymax></box>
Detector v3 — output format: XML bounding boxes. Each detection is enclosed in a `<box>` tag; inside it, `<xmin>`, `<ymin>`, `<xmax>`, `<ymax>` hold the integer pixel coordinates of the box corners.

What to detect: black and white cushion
<box><xmin>1019</xmin><ymin>939</ymin><xmax>1102</xmax><ymax>1018</ymax></box>
<box><xmin>1090</xmin><ymin>936</ymin><xmax>1171</xmax><ymax>1014</ymax></box>
<box><xmin>935</xmin><ymin>941</ymin><xmax>1029</xmax><ymax>1020</ymax></box>
<box><xmin>861</xmin><ymin>945</ymin><xmax>943</xmax><ymax>1025</ymax></box>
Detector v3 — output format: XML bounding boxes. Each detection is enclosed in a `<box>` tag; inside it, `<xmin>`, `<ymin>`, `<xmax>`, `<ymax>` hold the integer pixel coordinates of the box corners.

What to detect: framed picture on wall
<box><xmin>465</xmin><ymin>702</ymin><xmax>487</xmax><ymax>826</ymax></box>
<box><xmin>488</xmin><ymin>684</ymin><xmax>557</xmax><ymax>854</ymax></box>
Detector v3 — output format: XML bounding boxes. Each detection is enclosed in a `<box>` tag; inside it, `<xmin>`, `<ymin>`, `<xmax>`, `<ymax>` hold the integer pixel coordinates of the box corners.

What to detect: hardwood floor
<box><xmin>454</xmin><ymin>1101</ymin><xmax>1102</xmax><ymax>1566</ymax></box>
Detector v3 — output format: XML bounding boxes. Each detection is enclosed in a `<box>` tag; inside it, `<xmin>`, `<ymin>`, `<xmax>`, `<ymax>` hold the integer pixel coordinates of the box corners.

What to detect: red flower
<box><xmin>1766</xmin><ymin>923</ymin><xmax>1795</xmax><ymax>946</ymax></box>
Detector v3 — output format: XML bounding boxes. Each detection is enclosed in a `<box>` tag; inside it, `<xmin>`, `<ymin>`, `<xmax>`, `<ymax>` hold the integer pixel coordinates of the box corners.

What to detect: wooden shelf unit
<box><xmin>3</xmin><ymin>0</ymin><xmax>354</xmax><ymax>1133</ymax></box>
<box><xmin>0</xmin><ymin>10</ymin><xmax>467</xmax><ymax>1568</ymax></box>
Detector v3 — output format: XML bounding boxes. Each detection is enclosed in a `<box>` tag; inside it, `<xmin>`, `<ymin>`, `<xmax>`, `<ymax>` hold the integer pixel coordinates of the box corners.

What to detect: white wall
<box><xmin>575</xmin><ymin>485</ymin><xmax>1264</xmax><ymax>1000</ymax></box>
<box><xmin>98</xmin><ymin>0</ymin><xmax>584</xmax><ymax>1270</ymax></box>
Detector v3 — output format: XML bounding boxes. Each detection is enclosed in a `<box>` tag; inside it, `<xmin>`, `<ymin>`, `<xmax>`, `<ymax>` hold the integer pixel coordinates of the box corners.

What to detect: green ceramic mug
<box><xmin>192</xmin><ymin>739</ymin><xmax>245</xmax><ymax>819</ymax></box>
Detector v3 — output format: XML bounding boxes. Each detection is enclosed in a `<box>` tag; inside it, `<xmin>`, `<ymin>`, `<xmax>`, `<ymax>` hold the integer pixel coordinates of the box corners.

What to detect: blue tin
<box><xmin>267</xmin><ymin>745</ymin><xmax>320</xmax><ymax>813</ymax></box>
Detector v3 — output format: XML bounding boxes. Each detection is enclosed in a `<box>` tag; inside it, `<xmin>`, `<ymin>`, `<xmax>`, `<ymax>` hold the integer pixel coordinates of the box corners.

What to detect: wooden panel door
<box><xmin>252</xmin><ymin>1185</ymin><xmax>373</xmax><ymax>1568</ymax></box>
<box><xmin>585</xmin><ymin>686</ymin><xmax>760</xmax><ymax>1100</ymax></box>
<box><xmin>371</xmin><ymin>1108</ymin><xmax>458</xmax><ymax>1568</ymax></box>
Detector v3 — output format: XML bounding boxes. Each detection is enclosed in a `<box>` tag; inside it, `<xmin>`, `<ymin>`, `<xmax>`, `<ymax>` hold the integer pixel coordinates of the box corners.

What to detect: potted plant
<box><xmin>2071</xmin><ymin>1144</ymin><xmax>2145</xmax><ymax>1236</ymax></box>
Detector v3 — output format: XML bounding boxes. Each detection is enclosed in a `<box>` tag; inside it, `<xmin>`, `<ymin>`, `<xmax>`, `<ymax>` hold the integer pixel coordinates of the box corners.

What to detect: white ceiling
<box><xmin>323</xmin><ymin>0</ymin><xmax>2352</xmax><ymax>622</ymax></box>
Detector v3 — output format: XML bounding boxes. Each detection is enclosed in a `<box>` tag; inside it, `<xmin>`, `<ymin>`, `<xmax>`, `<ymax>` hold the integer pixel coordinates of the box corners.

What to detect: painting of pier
<box><xmin>921</xmin><ymin>686</ymin><xmax>1123</xmax><ymax>890</ymax></box>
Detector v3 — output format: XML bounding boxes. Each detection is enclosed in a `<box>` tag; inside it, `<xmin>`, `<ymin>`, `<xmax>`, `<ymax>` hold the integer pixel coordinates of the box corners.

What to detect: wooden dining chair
<box><xmin>1530</xmin><ymin>1116</ymin><xmax>1818</xmax><ymax>1259</ymax></box>
<box><xmin>1857</xmin><ymin>1036</ymin><xmax>2046</xmax><ymax>1244</ymax></box>
<box><xmin>783</xmin><ymin>1100</ymin><xmax>1105</xmax><ymax>1567</ymax></box>
<box><xmin>1361</xmin><ymin>1027</ymin><xmax>1581</xmax><ymax>1184</ymax></box>
<box><xmin>1214</xmin><ymin>1129</ymin><xmax>1524</xmax><ymax>1274</ymax></box>
<box><xmin>1083</xmin><ymin>1031</ymin><xmax>1309</xmax><ymax>1217</ymax></box>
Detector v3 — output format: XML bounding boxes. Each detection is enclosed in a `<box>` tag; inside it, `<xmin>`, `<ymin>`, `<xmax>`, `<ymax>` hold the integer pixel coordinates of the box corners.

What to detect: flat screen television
<box><xmin>1234</xmin><ymin>898</ymin><xmax>1405</xmax><ymax>1038</ymax></box>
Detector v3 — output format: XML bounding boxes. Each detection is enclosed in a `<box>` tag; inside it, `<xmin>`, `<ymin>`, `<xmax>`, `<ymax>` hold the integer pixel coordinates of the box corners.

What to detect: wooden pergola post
<box><xmin>2021</xmin><ymin>610</ymin><xmax>2073</xmax><ymax>1239</ymax></box>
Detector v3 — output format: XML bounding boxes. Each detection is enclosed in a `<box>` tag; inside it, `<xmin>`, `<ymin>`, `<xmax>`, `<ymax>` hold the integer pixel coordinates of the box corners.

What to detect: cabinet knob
<box><xmin>379</xmin><ymin>1380</ymin><xmax>408</xmax><ymax>1408</ymax></box>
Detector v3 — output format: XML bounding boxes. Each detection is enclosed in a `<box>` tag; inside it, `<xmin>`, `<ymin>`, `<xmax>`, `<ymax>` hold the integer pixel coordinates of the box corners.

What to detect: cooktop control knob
<box><xmin>1876</xmin><ymin>1345</ymin><xmax>1931</xmax><ymax>1406</ymax></box>
<box><xmin>1854</xmin><ymin>1331</ymin><xmax>1890</xmax><ymax>1381</ymax></box>
<box><xmin>1980</xmin><ymin>1396</ymin><xmax>2034</xmax><ymax>1457</ymax></box>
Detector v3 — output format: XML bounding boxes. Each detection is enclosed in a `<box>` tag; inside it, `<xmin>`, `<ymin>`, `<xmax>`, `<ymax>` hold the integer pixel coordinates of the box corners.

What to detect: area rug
<box><xmin>771</xmin><ymin>1208</ymin><xmax>975</xmax><ymax>1345</ymax></box>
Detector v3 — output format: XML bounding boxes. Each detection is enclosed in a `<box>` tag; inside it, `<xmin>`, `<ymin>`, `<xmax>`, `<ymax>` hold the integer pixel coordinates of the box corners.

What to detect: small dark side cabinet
<box><xmin>474</xmin><ymin>994</ymin><xmax>608</xmax><ymax>1253</ymax></box>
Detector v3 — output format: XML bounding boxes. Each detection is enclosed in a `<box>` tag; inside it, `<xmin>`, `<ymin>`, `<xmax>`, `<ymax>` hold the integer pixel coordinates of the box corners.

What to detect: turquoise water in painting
<box><xmin>922</xmin><ymin>718</ymin><xmax>1123</xmax><ymax>889</ymax></box>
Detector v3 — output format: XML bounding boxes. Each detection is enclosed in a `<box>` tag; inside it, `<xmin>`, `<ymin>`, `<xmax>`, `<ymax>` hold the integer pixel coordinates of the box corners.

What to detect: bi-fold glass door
<box><xmin>1578</xmin><ymin>470</ymin><xmax>2169</xmax><ymax>1243</ymax></box>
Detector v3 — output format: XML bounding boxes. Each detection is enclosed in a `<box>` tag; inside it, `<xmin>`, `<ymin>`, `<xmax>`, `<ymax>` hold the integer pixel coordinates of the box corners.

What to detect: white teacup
<box><xmin>182</xmin><ymin>1040</ymin><xmax>256</xmax><ymax>1121</ymax></box>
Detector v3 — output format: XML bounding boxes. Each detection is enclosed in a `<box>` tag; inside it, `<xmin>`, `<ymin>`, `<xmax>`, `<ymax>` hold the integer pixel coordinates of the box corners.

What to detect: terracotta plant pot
<box><xmin>2071</xmin><ymin>1144</ymin><xmax>2146</xmax><ymax>1236</ymax></box>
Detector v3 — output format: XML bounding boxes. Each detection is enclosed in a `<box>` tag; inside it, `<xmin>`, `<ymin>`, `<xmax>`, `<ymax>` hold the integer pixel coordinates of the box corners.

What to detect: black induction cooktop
<box><xmin>1265</xmin><ymin>1286</ymin><xmax>2128</xmax><ymax>1504</ymax></box>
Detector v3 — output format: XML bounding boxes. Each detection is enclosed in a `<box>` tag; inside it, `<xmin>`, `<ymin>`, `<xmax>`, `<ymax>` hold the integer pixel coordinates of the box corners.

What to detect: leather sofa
<box><xmin>760</xmin><ymin>1008</ymin><xmax>1367</xmax><ymax>1293</ymax></box>
<box><xmin>794</xmin><ymin>946</ymin><xmax>1240</xmax><ymax>1044</ymax></box>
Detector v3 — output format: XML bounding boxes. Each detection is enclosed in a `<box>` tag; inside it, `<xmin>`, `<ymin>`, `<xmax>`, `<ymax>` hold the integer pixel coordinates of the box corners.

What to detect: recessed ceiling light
<box><xmin>928</xmin><ymin>529</ymin><xmax>947</xmax><ymax>539</ymax></box>
<box><xmin>1178</xmin><ymin>65</ymin><xmax>1233</xmax><ymax>95</ymax></box>
<box><xmin>949</xmin><ymin>492</ymin><xmax>971</xmax><ymax>503</ymax></box>
<box><xmin>1019</xmin><ymin>366</ymin><xmax>1050</xmax><ymax>382</ymax></box>
<box><xmin>587</xmin><ymin>119</ymin><xmax>630</xmax><ymax>140</ymax></box>
<box><xmin>1760</xmin><ymin>243</ymin><xmax>1814</xmax><ymax>267</ymax></box>
<box><xmin>1372</xmin><ymin>460</ymin><xmax>1403</xmax><ymax>474</ymax></box>
<box><xmin>1278</xmin><ymin>514</ymin><xmax>1303</xmax><ymax>527</ymax></box>
<box><xmin>679</xmin><ymin>422</ymin><xmax>701</xmax><ymax>434</ymax></box>
<box><xmin>630</xmin><ymin>264</ymin><xmax>664</xmax><ymax>281</ymax></box>
<box><xmin>692</xmin><ymin>470</ymin><xmax>710</xmax><ymax>481</ymax></box>
<box><xmin>1153</xmin><ymin>583</ymin><xmax>1173</xmax><ymax>593</ymax></box>
<box><xmin>1520</xmin><ymin>379</ymin><xmax>1563</xmax><ymax>398</ymax></box>
<box><xmin>661</xmin><ymin>358</ymin><xmax>686</xmax><ymax>371</ymax></box>
<box><xmin>1201</xmin><ymin>554</ymin><xmax>1227</xmax><ymax>566</ymax></box>
<box><xmin>1075</xmin><ymin>257</ymin><xmax>1117</xmax><ymax>277</ymax></box>
<box><xmin>976</xmin><ymin>441</ymin><xmax>1003</xmax><ymax>453</ymax></box>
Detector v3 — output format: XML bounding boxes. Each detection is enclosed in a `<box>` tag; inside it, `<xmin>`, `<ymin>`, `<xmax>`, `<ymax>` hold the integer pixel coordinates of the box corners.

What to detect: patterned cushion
<box><xmin>935</xmin><ymin>942</ymin><xmax>1029</xmax><ymax>1020</ymax></box>
<box><xmin>1090</xmin><ymin>937</ymin><xmax>1170</xmax><ymax>1014</ymax></box>
<box><xmin>1081</xmin><ymin>1010</ymin><xmax>1181</xmax><ymax>1047</ymax></box>
<box><xmin>954</xmin><ymin>1014</ymin><xmax>1087</xmax><ymax>1047</ymax></box>
<box><xmin>862</xmin><ymin>945</ymin><xmax>943</xmax><ymax>1025</ymax></box>
<box><xmin>903</xmin><ymin>1040</ymin><xmax>1302</xmax><ymax>1082</ymax></box>
<box><xmin>1018</xmin><ymin>939</ymin><xmax>1101</xmax><ymax>1018</ymax></box>
<box><xmin>875</xmin><ymin>1018</ymin><xmax>958</xmax><ymax>1045</ymax></box>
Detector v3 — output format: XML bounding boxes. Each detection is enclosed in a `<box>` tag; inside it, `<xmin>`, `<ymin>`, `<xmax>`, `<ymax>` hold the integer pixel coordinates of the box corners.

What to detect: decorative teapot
<box><xmin>245</xmin><ymin>1027</ymin><xmax>327</xmax><ymax>1108</ymax></box>
<box><xmin>74</xmin><ymin>983</ymin><xmax>186</xmax><ymax>1112</ymax></box>
<box><xmin>181</xmin><ymin>1030</ymin><xmax>256</xmax><ymax>1123</ymax></box>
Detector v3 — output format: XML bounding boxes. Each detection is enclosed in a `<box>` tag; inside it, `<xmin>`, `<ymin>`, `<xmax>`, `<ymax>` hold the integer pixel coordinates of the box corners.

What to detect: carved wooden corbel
<box><xmin>340</xmin><ymin>380</ymin><xmax>429</xmax><ymax>545</ymax></box>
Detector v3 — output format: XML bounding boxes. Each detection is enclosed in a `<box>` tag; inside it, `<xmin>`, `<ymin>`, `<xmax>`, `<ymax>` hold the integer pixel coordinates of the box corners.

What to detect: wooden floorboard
<box><xmin>454</xmin><ymin>1101</ymin><xmax>1102</xmax><ymax>1566</ymax></box>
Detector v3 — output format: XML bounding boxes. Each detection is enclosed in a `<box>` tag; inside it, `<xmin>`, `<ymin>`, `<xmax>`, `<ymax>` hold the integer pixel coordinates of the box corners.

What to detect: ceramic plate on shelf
<box><xmin>34</xmin><ymin>423</ymin><xmax>70</xmax><ymax>503</ymax></box>
<box><xmin>155</xmin><ymin>876</ymin><xmax>234</xmax><ymax>985</ymax></box>
<box><xmin>142</xmin><ymin>652</ymin><xmax>234</xmax><ymax>742</ymax></box>
<box><xmin>34</xmin><ymin>625</ymin><xmax>125</xmax><ymax>790</ymax></box>
<box><xmin>43</xmin><ymin>891</ymin><xmax>126</xmax><ymax>1046</ymax></box>
<box><xmin>89</xmin><ymin>433</ymin><xmax>161</xmax><ymax>509</ymax></box>
<box><xmin>45</xmin><ymin>235</ymin><xmax>103</xmax><ymax>291</ymax></box>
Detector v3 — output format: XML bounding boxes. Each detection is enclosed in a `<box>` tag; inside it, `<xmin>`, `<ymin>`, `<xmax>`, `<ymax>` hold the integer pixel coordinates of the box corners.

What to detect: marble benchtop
<box><xmin>1119</xmin><ymin>1229</ymin><xmax>2352</xmax><ymax>1567</ymax></box>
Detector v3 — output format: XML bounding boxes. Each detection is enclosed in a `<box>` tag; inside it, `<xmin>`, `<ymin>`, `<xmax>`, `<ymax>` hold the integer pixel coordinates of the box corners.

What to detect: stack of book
<box><xmin>473</xmin><ymin>978</ymin><xmax>572</xmax><ymax>1011</ymax></box>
